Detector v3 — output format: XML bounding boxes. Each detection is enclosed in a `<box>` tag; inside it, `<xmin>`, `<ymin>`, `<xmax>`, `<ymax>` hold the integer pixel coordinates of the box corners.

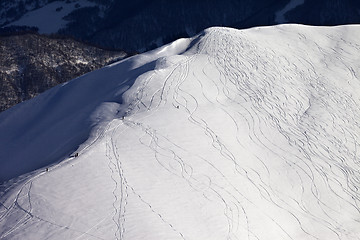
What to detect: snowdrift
<box><xmin>1</xmin><ymin>25</ymin><xmax>360</xmax><ymax>239</ymax></box>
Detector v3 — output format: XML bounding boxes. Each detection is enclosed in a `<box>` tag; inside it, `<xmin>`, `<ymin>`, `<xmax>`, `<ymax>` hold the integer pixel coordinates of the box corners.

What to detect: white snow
<box><xmin>275</xmin><ymin>0</ymin><xmax>305</xmax><ymax>23</ymax></box>
<box><xmin>4</xmin><ymin>0</ymin><xmax>96</xmax><ymax>34</ymax></box>
<box><xmin>1</xmin><ymin>24</ymin><xmax>360</xmax><ymax>239</ymax></box>
<box><xmin>0</xmin><ymin>66</ymin><xmax>18</xmax><ymax>74</ymax></box>
<box><xmin>75</xmin><ymin>59</ymin><xmax>89</xmax><ymax>65</ymax></box>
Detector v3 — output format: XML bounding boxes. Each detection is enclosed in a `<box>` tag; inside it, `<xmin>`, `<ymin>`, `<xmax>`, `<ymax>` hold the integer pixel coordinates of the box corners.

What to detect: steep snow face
<box><xmin>0</xmin><ymin>36</ymin><xmax>191</xmax><ymax>183</ymax></box>
<box><xmin>1</xmin><ymin>25</ymin><xmax>360</xmax><ymax>239</ymax></box>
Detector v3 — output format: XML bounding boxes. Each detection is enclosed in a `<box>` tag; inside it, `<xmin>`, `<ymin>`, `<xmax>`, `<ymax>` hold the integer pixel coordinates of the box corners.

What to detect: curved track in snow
<box><xmin>1</xmin><ymin>25</ymin><xmax>360</xmax><ymax>239</ymax></box>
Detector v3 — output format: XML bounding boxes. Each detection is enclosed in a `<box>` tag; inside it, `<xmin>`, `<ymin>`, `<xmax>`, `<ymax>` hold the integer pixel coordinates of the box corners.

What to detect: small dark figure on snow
<box><xmin>74</xmin><ymin>152</ymin><xmax>79</xmax><ymax>157</ymax></box>
<box><xmin>46</xmin><ymin>168</ymin><xmax>49</xmax><ymax>172</ymax></box>
<box><xmin>176</xmin><ymin>105</ymin><xmax>179</xmax><ymax>109</ymax></box>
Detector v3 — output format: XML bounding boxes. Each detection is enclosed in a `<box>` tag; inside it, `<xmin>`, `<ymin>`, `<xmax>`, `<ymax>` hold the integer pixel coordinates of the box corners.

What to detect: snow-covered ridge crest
<box><xmin>0</xmin><ymin>33</ymin><xmax>195</xmax><ymax>183</ymax></box>
<box><xmin>1</xmin><ymin>25</ymin><xmax>360</xmax><ymax>239</ymax></box>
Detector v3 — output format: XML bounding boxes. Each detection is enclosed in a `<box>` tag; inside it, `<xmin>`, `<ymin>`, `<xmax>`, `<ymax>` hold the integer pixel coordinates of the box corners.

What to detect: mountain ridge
<box><xmin>0</xmin><ymin>24</ymin><xmax>360</xmax><ymax>239</ymax></box>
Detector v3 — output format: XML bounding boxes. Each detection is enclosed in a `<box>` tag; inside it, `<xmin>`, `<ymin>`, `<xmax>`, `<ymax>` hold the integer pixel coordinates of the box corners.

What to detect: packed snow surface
<box><xmin>1</xmin><ymin>25</ymin><xmax>360</xmax><ymax>239</ymax></box>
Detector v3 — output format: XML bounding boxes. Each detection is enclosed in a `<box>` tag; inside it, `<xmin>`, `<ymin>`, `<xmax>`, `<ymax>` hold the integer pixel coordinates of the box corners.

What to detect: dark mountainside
<box><xmin>1</xmin><ymin>0</ymin><xmax>360</xmax><ymax>52</ymax></box>
<box><xmin>0</xmin><ymin>33</ymin><xmax>126</xmax><ymax>112</ymax></box>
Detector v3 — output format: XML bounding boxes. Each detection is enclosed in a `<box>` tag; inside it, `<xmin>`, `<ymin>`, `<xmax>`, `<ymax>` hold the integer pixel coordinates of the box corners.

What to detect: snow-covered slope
<box><xmin>1</xmin><ymin>25</ymin><xmax>360</xmax><ymax>239</ymax></box>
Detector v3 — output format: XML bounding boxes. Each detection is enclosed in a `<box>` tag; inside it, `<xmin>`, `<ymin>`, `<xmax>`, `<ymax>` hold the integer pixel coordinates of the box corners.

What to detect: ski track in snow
<box><xmin>1</xmin><ymin>25</ymin><xmax>360</xmax><ymax>239</ymax></box>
